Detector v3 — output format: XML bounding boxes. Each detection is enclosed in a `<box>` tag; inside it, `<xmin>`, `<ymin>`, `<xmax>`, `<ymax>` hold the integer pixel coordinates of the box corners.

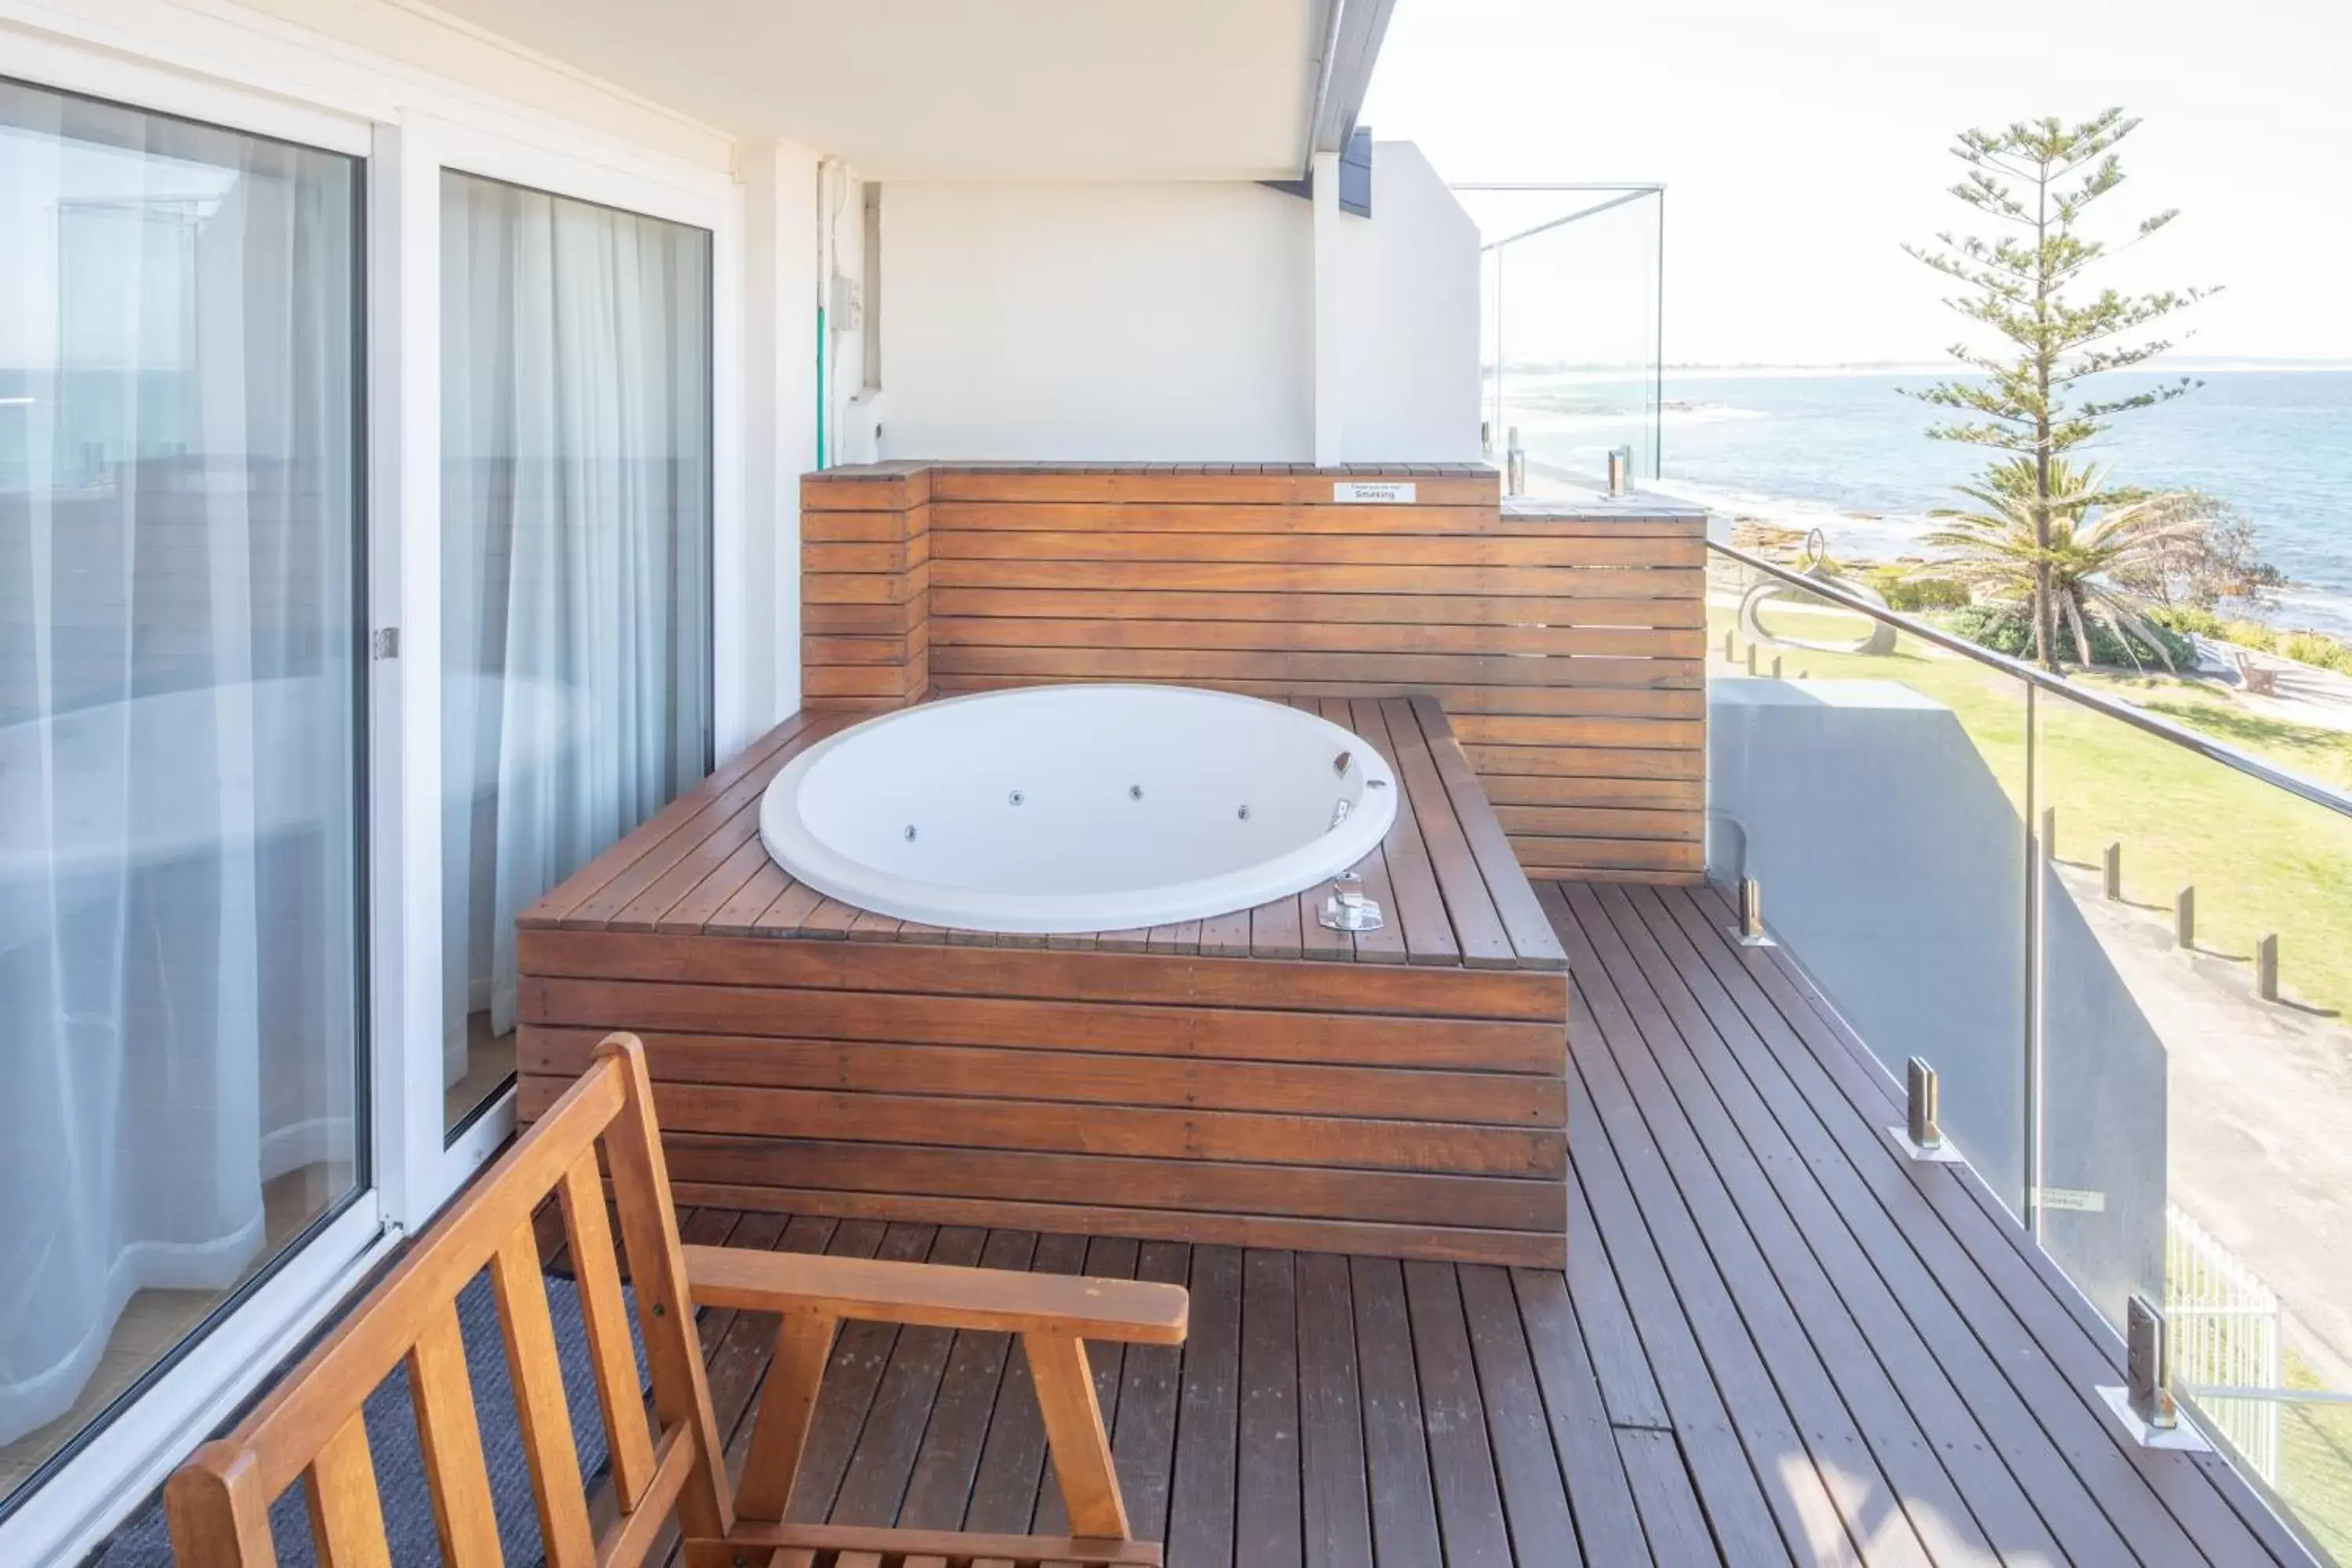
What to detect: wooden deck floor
<box><xmin>629</xmin><ymin>880</ymin><xmax>2310</xmax><ymax>1566</ymax></box>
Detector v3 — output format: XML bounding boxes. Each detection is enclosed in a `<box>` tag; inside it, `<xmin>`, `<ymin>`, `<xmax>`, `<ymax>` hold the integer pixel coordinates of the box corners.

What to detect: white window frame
<box><xmin>0</xmin><ymin>41</ymin><xmax>390</xmax><ymax>1568</ymax></box>
<box><xmin>379</xmin><ymin>111</ymin><xmax>743</xmax><ymax>1222</ymax></box>
<box><xmin>0</xmin><ymin>17</ymin><xmax>747</xmax><ymax>1560</ymax></box>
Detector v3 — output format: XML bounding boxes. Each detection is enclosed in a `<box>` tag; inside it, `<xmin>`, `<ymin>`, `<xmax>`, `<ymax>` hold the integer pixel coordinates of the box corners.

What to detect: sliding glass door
<box><xmin>437</xmin><ymin>169</ymin><xmax>713</xmax><ymax>1136</ymax></box>
<box><xmin>0</xmin><ymin>78</ymin><xmax>365</xmax><ymax>1502</ymax></box>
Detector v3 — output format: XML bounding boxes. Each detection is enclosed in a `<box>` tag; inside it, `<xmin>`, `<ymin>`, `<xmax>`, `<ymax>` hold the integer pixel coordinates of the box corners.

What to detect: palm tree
<box><xmin>1926</xmin><ymin>456</ymin><xmax>2209</xmax><ymax>672</ymax></box>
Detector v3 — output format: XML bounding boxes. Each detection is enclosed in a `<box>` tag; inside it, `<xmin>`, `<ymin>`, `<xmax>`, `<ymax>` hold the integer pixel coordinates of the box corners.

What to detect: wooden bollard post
<box><xmin>2174</xmin><ymin>887</ymin><xmax>2194</xmax><ymax>950</ymax></box>
<box><xmin>1745</xmin><ymin>644</ymin><xmax>1758</xmax><ymax>677</ymax></box>
<box><xmin>2257</xmin><ymin>935</ymin><xmax>2280</xmax><ymax>1002</ymax></box>
<box><xmin>2103</xmin><ymin>842</ymin><xmax>2122</xmax><ymax>901</ymax></box>
<box><xmin>2040</xmin><ymin>807</ymin><xmax>2056</xmax><ymax>862</ymax></box>
<box><xmin>1772</xmin><ymin>654</ymin><xmax>1784</xmax><ymax>679</ymax></box>
<box><xmin>1724</xmin><ymin>629</ymin><xmax>1736</xmax><ymax>662</ymax></box>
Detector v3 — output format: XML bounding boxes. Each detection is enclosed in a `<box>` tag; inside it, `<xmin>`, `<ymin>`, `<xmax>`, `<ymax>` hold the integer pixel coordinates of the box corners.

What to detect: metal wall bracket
<box><xmin>1727</xmin><ymin>877</ymin><xmax>1775</xmax><ymax>947</ymax></box>
<box><xmin>1887</xmin><ymin>1056</ymin><xmax>1965</xmax><ymax>1163</ymax></box>
<box><xmin>2097</xmin><ymin>1294</ymin><xmax>2212</xmax><ymax>1450</ymax></box>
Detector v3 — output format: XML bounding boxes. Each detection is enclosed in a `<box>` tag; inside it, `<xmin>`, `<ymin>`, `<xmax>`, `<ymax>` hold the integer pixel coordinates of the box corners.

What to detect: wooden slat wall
<box><xmin>800</xmin><ymin>463</ymin><xmax>1706</xmax><ymax>883</ymax></box>
<box><xmin>802</xmin><ymin>463</ymin><xmax>932</xmax><ymax>709</ymax></box>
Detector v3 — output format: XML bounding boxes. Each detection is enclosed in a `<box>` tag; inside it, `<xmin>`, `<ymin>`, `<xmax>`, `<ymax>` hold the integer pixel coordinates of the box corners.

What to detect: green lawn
<box><xmin>2279</xmin><ymin>1349</ymin><xmax>2352</xmax><ymax>1566</ymax></box>
<box><xmin>1720</xmin><ymin>598</ymin><xmax>2352</xmax><ymax>1020</ymax></box>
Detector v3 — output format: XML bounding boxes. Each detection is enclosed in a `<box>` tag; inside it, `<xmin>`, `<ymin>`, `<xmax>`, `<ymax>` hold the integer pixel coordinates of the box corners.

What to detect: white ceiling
<box><xmin>421</xmin><ymin>0</ymin><xmax>1330</xmax><ymax>179</ymax></box>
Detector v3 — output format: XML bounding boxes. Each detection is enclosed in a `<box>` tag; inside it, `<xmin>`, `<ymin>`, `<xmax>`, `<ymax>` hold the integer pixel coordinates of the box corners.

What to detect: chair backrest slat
<box><xmin>405</xmin><ymin>1300</ymin><xmax>501</xmax><ymax>1568</ymax></box>
<box><xmin>601</xmin><ymin>1044</ymin><xmax>735</xmax><ymax>1541</ymax></box>
<box><xmin>302</xmin><ymin>1412</ymin><xmax>391</xmax><ymax>1568</ymax></box>
<box><xmin>557</xmin><ymin>1152</ymin><xmax>659</xmax><ymax>1508</ymax></box>
<box><xmin>165</xmin><ymin>1036</ymin><xmax>731</xmax><ymax>1568</ymax></box>
<box><xmin>488</xmin><ymin>1220</ymin><xmax>597</xmax><ymax>1568</ymax></box>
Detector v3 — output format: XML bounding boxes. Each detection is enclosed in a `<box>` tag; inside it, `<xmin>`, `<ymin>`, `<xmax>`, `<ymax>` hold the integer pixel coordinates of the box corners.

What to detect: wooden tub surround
<box><xmin>804</xmin><ymin>462</ymin><xmax>1709</xmax><ymax>884</ymax></box>
<box><xmin>517</xmin><ymin>695</ymin><xmax>1572</xmax><ymax>1268</ymax></box>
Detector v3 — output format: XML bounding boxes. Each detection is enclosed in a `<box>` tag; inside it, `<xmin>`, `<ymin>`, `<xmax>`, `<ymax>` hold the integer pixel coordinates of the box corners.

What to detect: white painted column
<box><xmin>741</xmin><ymin>140</ymin><xmax>822</xmax><ymax>726</ymax></box>
<box><xmin>1311</xmin><ymin>147</ymin><xmax>1344</xmax><ymax>466</ymax></box>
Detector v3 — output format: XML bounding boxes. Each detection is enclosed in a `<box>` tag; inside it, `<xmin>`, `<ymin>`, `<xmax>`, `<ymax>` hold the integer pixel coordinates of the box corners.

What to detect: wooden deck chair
<box><xmin>165</xmin><ymin>1033</ymin><xmax>1188</xmax><ymax>1568</ymax></box>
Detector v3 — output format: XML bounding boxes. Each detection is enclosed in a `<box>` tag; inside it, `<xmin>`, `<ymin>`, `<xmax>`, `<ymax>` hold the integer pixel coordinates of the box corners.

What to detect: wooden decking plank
<box><xmin>561</xmin><ymin>717</ymin><xmax>830</xmax><ymax>930</ymax></box>
<box><xmin>1566</xmin><ymin>983</ymin><xmax>1883</xmax><ymax>1567</ymax></box>
<box><xmin>1399</xmin><ymin>1261</ymin><xmax>1513</xmax><ymax>1566</ymax></box>
<box><xmin>750</xmin><ymin>877</ymin><xmax>826</xmax><ymax>936</ymax></box>
<box><xmin>1614</xmin><ymin>1427</ymin><xmax>1725</xmax><ymax>1566</ymax></box>
<box><xmin>1298</xmin><ymin>698</ymin><xmax>1370</xmax><ymax>964</ymax></box>
<box><xmin>1165</xmin><ymin>1244</ymin><xmax>1243</xmax><ymax>1568</ymax></box>
<box><xmin>1145</xmin><ymin>922</ymin><xmax>1200</xmax><ymax>956</ymax></box>
<box><xmin>519</xmin><ymin>711</ymin><xmax>817</xmax><ymax>928</ymax></box>
<box><xmin>1602</xmin><ymin>884</ymin><xmax>2115</xmax><ymax>1563</ymax></box>
<box><xmin>1456</xmin><ymin>1264</ymin><xmax>1582</xmax><ymax>1565</ymax></box>
<box><xmin>1555</xmin><ymin>884</ymin><xmax>1979</xmax><ymax>1566</ymax></box>
<box><xmin>1409</xmin><ymin>695</ymin><xmax>1568</xmax><ymax>970</ymax></box>
<box><xmin>1558</xmin><ymin>1019</ymin><xmax>1798</xmax><ymax>1566</ymax></box>
<box><xmin>707</xmin><ymin>863</ymin><xmax>793</xmax><ymax>936</ymax></box>
<box><xmin>1658</xmin><ymin>884</ymin><xmax>2287</xmax><ymax>1566</ymax></box>
<box><xmin>1109</xmin><ymin>1240</ymin><xmax>1190</xmax><ymax>1547</ymax></box>
<box><xmin>1345</xmin><ymin>699</ymin><xmax>1462</xmax><ymax>966</ymax></box>
<box><xmin>608</xmin><ymin>790</ymin><xmax>765</xmax><ymax>931</ymax></box>
<box><xmin>1196</xmin><ymin>906</ymin><xmax>1253</xmax><ymax>958</ymax></box>
<box><xmin>1508</xmin><ymin>1268</ymin><xmax>1656</xmax><ymax>1566</ymax></box>
<box><xmin>1655</xmin><ymin>884</ymin><xmax>2252</xmax><ymax>1561</ymax></box>
<box><xmin>1236</xmin><ymin>1249</ymin><xmax>1305</xmax><ymax>1568</ymax></box>
<box><xmin>785</xmin><ymin>1221</ymin><xmax>924</xmax><ymax>1523</ymax></box>
<box><xmin>829</xmin><ymin>1225</ymin><xmax>991</xmax><ymax>1526</ymax></box>
<box><xmin>1308</xmin><ymin>696</ymin><xmax>1409</xmax><ymax>964</ymax></box>
<box><xmin>1563</xmin><ymin>1157</ymin><xmax>1670</xmax><ymax>1432</ymax></box>
<box><xmin>895</xmin><ymin>1229</ymin><xmax>1041</xmax><ymax>1531</ymax></box>
<box><xmin>1248</xmin><ymin>896</ymin><xmax>1304</xmax><ymax>962</ymax></box>
<box><xmin>1034</xmin><ymin>1236</ymin><xmax>1140</xmax><ymax>1536</ymax></box>
<box><xmin>963</xmin><ymin>1232</ymin><xmax>1090</xmax><ymax>1533</ymax></box>
<box><xmin>800</xmin><ymin>897</ymin><xmax>866</xmax><ymax>938</ymax></box>
<box><xmin>1377</xmin><ymin>698</ymin><xmax>1515</xmax><ymax>969</ymax></box>
<box><xmin>1348</xmin><ymin>1257</ymin><xmax>1445</xmax><ymax>1568</ymax></box>
<box><xmin>847</xmin><ymin>906</ymin><xmax>906</xmax><ymax>942</ymax></box>
<box><xmin>1293</xmin><ymin>1253</ymin><xmax>1374</xmax><ymax>1568</ymax></box>
<box><xmin>650</xmin><ymin>830</ymin><xmax>776</xmax><ymax>935</ymax></box>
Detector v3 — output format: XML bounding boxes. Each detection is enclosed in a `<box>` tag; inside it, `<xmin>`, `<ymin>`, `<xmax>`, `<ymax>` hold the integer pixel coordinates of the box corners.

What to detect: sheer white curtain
<box><xmin>439</xmin><ymin>172</ymin><xmax>712</xmax><ymax>1090</ymax></box>
<box><xmin>0</xmin><ymin>85</ymin><xmax>360</xmax><ymax>1446</ymax></box>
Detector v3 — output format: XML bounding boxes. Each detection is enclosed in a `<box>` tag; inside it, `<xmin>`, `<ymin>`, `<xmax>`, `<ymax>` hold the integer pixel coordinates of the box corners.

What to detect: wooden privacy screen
<box><xmin>803</xmin><ymin>462</ymin><xmax>1705</xmax><ymax>884</ymax></box>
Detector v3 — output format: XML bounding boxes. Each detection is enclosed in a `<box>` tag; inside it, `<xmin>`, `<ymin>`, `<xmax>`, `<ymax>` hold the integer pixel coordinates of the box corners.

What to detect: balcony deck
<box><xmin>597</xmin><ymin>879</ymin><xmax>2310</xmax><ymax>1567</ymax></box>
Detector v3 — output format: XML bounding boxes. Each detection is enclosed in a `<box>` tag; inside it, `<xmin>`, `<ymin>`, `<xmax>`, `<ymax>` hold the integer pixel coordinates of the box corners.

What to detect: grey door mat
<box><xmin>94</xmin><ymin>1268</ymin><xmax>644</xmax><ymax>1566</ymax></box>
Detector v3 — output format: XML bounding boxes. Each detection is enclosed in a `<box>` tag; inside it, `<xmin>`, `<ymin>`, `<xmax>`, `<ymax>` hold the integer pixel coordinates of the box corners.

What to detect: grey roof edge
<box><xmin>1308</xmin><ymin>0</ymin><xmax>1399</xmax><ymax>160</ymax></box>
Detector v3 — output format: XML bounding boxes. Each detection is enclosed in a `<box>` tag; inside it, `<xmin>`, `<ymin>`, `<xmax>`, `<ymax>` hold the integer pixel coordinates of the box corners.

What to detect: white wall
<box><xmin>1341</xmin><ymin>143</ymin><xmax>1483</xmax><ymax>462</ymax></box>
<box><xmin>877</xmin><ymin>180</ymin><xmax>1313</xmax><ymax>462</ymax></box>
<box><xmin>873</xmin><ymin>147</ymin><xmax>1480</xmax><ymax>463</ymax></box>
<box><xmin>742</xmin><ymin>141</ymin><xmax>822</xmax><ymax>728</ymax></box>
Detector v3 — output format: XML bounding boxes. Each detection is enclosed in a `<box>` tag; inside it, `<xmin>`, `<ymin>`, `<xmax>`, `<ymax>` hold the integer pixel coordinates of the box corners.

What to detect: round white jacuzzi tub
<box><xmin>758</xmin><ymin>684</ymin><xmax>1398</xmax><ymax>933</ymax></box>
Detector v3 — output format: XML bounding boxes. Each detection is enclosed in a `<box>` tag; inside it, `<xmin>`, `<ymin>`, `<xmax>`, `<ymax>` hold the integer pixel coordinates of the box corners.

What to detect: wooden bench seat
<box><xmin>165</xmin><ymin>1034</ymin><xmax>1186</xmax><ymax>1568</ymax></box>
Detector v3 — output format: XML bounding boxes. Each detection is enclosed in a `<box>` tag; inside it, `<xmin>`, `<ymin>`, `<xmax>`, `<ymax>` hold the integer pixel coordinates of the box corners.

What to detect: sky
<box><xmin>1359</xmin><ymin>0</ymin><xmax>2352</xmax><ymax>368</ymax></box>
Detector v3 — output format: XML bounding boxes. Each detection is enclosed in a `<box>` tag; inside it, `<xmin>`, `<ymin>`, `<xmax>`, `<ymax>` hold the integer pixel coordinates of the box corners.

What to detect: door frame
<box><xmin>372</xmin><ymin>110</ymin><xmax>742</xmax><ymax>1221</ymax></box>
<box><xmin>0</xmin><ymin>37</ymin><xmax>393</xmax><ymax>1568</ymax></box>
<box><xmin>0</xmin><ymin>16</ymin><xmax>746</xmax><ymax>1559</ymax></box>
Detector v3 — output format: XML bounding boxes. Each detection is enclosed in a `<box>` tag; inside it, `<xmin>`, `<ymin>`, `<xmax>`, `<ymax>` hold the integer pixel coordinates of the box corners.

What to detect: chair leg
<box><xmin>735</xmin><ymin>1308</ymin><xmax>837</xmax><ymax>1523</ymax></box>
<box><xmin>1022</xmin><ymin>1331</ymin><xmax>1129</xmax><ymax>1541</ymax></box>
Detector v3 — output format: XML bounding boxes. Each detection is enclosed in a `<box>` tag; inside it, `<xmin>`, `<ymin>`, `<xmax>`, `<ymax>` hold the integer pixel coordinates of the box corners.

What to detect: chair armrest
<box><xmin>684</xmin><ymin>1245</ymin><xmax>1189</xmax><ymax>1344</ymax></box>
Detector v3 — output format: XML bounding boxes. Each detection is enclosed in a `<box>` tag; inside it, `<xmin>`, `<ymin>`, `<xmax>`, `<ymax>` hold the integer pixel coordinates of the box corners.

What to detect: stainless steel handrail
<box><xmin>1710</xmin><ymin>538</ymin><xmax>2352</xmax><ymax>823</ymax></box>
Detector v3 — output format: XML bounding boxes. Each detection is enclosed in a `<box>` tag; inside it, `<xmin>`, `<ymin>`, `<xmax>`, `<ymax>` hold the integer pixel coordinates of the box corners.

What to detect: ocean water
<box><xmin>1507</xmin><ymin>368</ymin><xmax>2352</xmax><ymax>637</ymax></box>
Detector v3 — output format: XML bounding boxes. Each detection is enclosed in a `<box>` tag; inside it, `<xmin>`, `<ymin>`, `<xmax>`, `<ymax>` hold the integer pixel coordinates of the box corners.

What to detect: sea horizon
<box><xmin>1498</xmin><ymin>365</ymin><xmax>2352</xmax><ymax>639</ymax></box>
